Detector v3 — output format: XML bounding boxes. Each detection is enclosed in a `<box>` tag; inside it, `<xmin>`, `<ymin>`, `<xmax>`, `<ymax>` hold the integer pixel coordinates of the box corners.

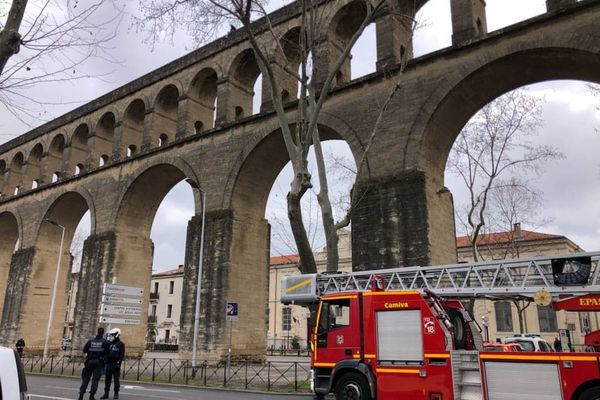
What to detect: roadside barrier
<box><xmin>21</xmin><ymin>355</ymin><xmax>311</xmax><ymax>393</ymax></box>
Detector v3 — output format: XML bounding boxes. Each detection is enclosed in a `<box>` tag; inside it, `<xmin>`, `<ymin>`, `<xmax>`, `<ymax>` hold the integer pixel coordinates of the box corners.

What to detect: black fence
<box><xmin>21</xmin><ymin>356</ymin><xmax>311</xmax><ymax>392</ymax></box>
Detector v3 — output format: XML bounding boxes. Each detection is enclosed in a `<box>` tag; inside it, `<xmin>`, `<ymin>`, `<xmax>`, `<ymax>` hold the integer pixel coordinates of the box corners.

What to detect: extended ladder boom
<box><xmin>281</xmin><ymin>252</ymin><xmax>600</xmax><ymax>304</ymax></box>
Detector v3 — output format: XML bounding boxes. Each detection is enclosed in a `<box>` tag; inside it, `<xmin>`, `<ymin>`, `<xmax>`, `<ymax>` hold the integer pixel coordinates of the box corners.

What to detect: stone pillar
<box><xmin>546</xmin><ymin>0</ymin><xmax>577</xmax><ymax>12</ymax></box>
<box><xmin>61</xmin><ymin>145</ymin><xmax>76</xmax><ymax>178</ymax></box>
<box><xmin>311</xmin><ymin>37</ymin><xmax>351</xmax><ymax>93</ymax></box>
<box><xmin>351</xmin><ymin>170</ymin><xmax>457</xmax><ymax>271</ymax></box>
<box><xmin>72</xmin><ymin>232</ymin><xmax>117</xmax><ymax>350</ymax></box>
<box><xmin>112</xmin><ymin>122</ymin><xmax>124</xmax><ymax>162</ymax></box>
<box><xmin>0</xmin><ymin>248</ymin><xmax>35</xmax><ymax>346</ymax></box>
<box><xmin>176</xmin><ymin>95</ymin><xmax>192</xmax><ymax>139</ymax></box>
<box><xmin>215</xmin><ymin>77</ymin><xmax>254</xmax><ymax>126</ymax></box>
<box><xmin>375</xmin><ymin>10</ymin><xmax>415</xmax><ymax>70</ymax></box>
<box><xmin>141</xmin><ymin>108</ymin><xmax>155</xmax><ymax>152</ymax></box>
<box><xmin>180</xmin><ymin>211</ymin><xmax>234</xmax><ymax>359</ymax></box>
<box><xmin>450</xmin><ymin>0</ymin><xmax>487</xmax><ymax>45</ymax></box>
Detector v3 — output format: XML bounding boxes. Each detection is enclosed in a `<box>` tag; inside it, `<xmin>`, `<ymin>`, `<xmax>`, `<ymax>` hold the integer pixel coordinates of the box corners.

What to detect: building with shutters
<box><xmin>147</xmin><ymin>266</ymin><xmax>184</xmax><ymax>345</ymax></box>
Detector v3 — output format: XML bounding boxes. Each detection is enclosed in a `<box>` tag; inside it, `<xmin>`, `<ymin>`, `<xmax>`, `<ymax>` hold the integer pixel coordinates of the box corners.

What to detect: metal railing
<box><xmin>21</xmin><ymin>355</ymin><xmax>311</xmax><ymax>392</ymax></box>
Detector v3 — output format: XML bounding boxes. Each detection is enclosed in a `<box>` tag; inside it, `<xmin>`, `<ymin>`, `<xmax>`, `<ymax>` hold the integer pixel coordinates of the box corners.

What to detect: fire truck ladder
<box><xmin>281</xmin><ymin>252</ymin><xmax>600</xmax><ymax>304</ymax></box>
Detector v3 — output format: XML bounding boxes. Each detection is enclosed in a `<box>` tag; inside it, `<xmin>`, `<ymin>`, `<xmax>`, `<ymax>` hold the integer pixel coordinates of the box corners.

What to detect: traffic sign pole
<box><xmin>225</xmin><ymin>301</ymin><xmax>238</xmax><ymax>381</ymax></box>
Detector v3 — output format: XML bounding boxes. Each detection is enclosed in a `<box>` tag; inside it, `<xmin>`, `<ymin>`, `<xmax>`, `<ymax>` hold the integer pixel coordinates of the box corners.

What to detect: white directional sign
<box><xmin>99</xmin><ymin>316</ymin><xmax>141</xmax><ymax>325</ymax></box>
<box><xmin>101</xmin><ymin>304</ymin><xmax>143</xmax><ymax>316</ymax></box>
<box><xmin>101</xmin><ymin>295</ymin><xmax>143</xmax><ymax>305</ymax></box>
<box><xmin>100</xmin><ymin>284</ymin><xmax>144</xmax><ymax>325</ymax></box>
<box><xmin>103</xmin><ymin>283</ymin><xmax>144</xmax><ymax>297</ymax></box>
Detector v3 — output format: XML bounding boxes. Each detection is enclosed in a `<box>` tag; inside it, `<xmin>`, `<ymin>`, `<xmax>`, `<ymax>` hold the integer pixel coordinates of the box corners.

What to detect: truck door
<box><xmin>315</xmin><ymin>297</ymin><xmax>361</xmax><ymax>366</ymax></box>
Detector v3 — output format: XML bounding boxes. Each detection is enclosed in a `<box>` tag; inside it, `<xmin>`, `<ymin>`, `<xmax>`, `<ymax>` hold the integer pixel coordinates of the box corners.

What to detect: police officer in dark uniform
<box><xmin>15</xmin><ymin>338</ymin><xmax>25</xmax><ymax>357</ymax></box>
<box><xmin>79</xmin><ymin>327</ymin><xmax>108</xmax><ymax>400</ymax></box>
<box><xmin>101</xmin><ymin>328</ymin><xmax>125</xmax><ymax>400</ymax></box>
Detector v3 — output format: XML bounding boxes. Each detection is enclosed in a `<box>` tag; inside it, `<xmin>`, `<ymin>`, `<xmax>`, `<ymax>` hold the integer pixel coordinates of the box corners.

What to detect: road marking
<box><xmin>122</xmin><ymin>385</ymin><xmax>181</xmax><ymax>393</ymax></box>
<box><xmin>30</xmin><ymin>395</ymin><xmax>75</xmax><ymax>400</ymax></box>
<box><xmin>120</xmin><ymin>391</ymin><xmax>186</xmax><ymax>400</ymax></box>
<box><xmin>45</xmin><ymin>386</ymin><xmax>78</xmax><ymax>391</ymax></box>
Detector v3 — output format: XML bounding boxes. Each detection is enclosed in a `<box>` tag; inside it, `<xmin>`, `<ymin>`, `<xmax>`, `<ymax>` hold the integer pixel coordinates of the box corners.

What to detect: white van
<box><xmin>0</xmin><ymin>346</ymin><xmax>28</xmax><ymax>399</ymax></box>
<box><xmin>503</xmin><ymin>336</ymin><xmax>553</xmax><ymax>352</ymax></box>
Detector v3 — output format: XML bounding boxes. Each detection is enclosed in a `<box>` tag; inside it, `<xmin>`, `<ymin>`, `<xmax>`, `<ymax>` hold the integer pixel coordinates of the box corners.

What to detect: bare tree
<box><xmin>136</xmin><ymin>0</ymin><xmax>418</xmax><ymax>273</ymax></box>
<box><xmin>471</xmin><ymin>178</ymin><xmax>549</xmax><ymax>260</ymax></box>
<box><xmin>0</xmin><ymin>0</ymin><xmax>122</xmax><ymax>127</ymax></box>
<box><xmin>268</xmin><ymin>148</ymin><xmax>356</xmax><ymax>257</ymax></box>
<box><xmin>448</xmin><ymin>88</ymin><xmax>563</xmax><ymax>262</ymax></box>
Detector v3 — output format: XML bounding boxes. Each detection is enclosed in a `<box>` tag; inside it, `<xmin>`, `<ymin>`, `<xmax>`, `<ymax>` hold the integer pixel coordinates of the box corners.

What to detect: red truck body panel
<box><xmin>311</xmin><ymin>290</ymin><xmax>600</xmax><ymax>400</ymax></box>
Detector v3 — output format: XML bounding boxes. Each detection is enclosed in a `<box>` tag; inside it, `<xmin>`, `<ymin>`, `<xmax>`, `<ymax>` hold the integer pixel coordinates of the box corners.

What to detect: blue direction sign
<box><xmin>226</xmin><ymin>302</ymin><xmax>239</xmax><ymax>321</ymax></box>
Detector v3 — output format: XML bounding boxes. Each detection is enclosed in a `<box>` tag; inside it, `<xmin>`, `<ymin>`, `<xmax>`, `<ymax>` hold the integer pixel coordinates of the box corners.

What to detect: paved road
<box><xmin>27</xmin><ymin>374</ymin><xmax>313</xmax><ymax>400</ymax></box>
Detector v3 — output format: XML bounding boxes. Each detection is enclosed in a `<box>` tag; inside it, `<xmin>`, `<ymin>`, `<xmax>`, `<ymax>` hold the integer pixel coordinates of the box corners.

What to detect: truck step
<box><xmin>451</xmin><ymin>351</ymin><xmax>483</xmax><ymax>400</ymax></box>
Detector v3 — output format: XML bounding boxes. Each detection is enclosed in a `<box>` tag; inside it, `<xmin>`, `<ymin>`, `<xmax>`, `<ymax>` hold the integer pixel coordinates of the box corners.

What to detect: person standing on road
<box><xmin>101</xmin><ymin>328</ymin><xmax>125</xmax><ymax>400</ymax></box>
<box><xmin>554</xmin><ymin>337</ymin><xmax>563</xmax><ymax>352</ymax></box>
<box><xmin>15</xmin><ymin>338</ymin><xmax>25</xmax><ymax>358</ymax></box>
<box><xmin>79</xmin><ymin>327</ymin><xmax>109</xmax><ymax>400</ymax></box>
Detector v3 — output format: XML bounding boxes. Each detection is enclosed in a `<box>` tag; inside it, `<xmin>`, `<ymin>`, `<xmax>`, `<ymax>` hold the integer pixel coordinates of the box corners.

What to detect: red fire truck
<box><xmin>281</xmin><ymin>253</ymin><xmax>600</xmax><ymax>400</ymax></box>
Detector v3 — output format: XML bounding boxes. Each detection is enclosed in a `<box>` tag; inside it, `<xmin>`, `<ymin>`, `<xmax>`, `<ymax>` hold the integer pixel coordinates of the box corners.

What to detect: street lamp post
<box><xmin>185</xmin><ymin>179</ymin><xmax>206</xmax><ymax>369</ymax></box>
<box><xmin>43</xmin><ymin>219</ymin><xmax>66</xmax><ymax>362</ymax></box>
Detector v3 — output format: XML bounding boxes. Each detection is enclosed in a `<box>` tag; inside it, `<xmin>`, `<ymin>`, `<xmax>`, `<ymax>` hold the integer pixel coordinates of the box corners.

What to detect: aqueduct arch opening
<box><xmin>416</xmin><ymin>48</ymin><xmax>600</xmax><ymax>181</ymax></box>
<box><xmin>0</xmin><ymin>211</ymin><xmax>20</xmax><ymax>316</ymax></box>
<box><xmin>17</xmin><ymin>192</ymin><xmax>92</xmax><ymax>350</ymax></box>
<box><xmin>224</xmin><ymin>123</ymin><xmax>357</xmax><ymax>358</ymax></box>
<box><xmin>110</xmin><ymin>163</ymin><xmax>200</xmax><ymax>355</ymax></box>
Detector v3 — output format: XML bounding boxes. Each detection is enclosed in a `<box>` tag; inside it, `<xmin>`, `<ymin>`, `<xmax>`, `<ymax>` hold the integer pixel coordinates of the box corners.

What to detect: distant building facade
<box><xmin>147</xmin><ymin>266</ymin><xmax>184</xmax><ymax>344</ymax></box>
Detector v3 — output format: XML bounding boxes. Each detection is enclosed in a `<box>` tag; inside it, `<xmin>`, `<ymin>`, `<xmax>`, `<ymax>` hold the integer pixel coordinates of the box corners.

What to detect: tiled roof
<box><xmin>152</xmin><ymin>265</ymin><xmax>184</xmax><ymax>277</ymax></box>
<box><xmin>270</xmin><ymin>255</ymin><xmax>300</xmax><ymax>266</ymax></box>
<box><xmin>456</xmin><ymin>230</ymin><xmax>562</xmax><ymax>248</ymax></box>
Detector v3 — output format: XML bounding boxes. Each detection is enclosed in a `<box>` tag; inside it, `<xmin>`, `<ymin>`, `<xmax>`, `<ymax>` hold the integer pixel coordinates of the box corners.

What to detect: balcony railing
<box><xmin>150</xmin><ymin>292</ymin><xmax>160</xmax><ymax>300</ymax></box>
<box><xmin>148</xmin><ymin>315</ymin><xmax>157</xmax><ymax>324</ymax></box>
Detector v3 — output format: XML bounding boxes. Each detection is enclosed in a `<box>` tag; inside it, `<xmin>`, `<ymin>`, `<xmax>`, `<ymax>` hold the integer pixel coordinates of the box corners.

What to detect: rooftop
<box><xmin>152</xmin><ymin>265</ymin><xmax>184</xmax><ymax>277</ymax></box>
<box><xmin>456</xmin><ymin>230</ymin><xmax>562</xmax><ymax>248</ymax></box>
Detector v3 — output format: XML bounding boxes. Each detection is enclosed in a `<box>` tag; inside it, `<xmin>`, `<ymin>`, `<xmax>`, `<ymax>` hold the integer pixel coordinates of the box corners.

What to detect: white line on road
<box><xmin>45</xmin><ymin>386</ymin><xmax>78</xmax><ymax>391</ymax></box>
<box><xmin>30</xmin><ymin>395</ymin><xmax>74</xmax><ymax>400</ymax></box>
<box><xmin>122</xmin><ymin>385</ymin><xmax>181</xmax><ymax>393</ymax></box>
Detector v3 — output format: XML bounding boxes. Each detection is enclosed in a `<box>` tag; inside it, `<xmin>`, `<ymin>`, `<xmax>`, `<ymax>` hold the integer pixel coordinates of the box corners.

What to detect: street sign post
<box><xmin>225</xmin><ymin>302</ymin><xmax>239</xmax><ymax>380</ymax></box>
<box><xmin>226</xmin><ymin>302</ymin><xmax>239</xmax><ymax>321</ymax></box>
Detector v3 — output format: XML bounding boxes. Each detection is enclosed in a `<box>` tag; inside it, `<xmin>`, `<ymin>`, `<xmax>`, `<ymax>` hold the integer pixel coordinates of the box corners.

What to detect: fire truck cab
<box><xmin>282</xmin><ymin>253</ymin><xmax>600</xmax><ymax>400</ymax></box>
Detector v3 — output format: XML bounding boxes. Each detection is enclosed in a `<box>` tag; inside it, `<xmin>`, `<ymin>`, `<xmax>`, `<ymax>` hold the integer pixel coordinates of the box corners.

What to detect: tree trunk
<box><xmin>317</xmin><ymin>192</ymin><xmax>339</xmax><ymax>272</ymax></box>
<box><xmin>0</xmin><ymin>0</ymin><xmax>28</xmax><ymax>76</ymax></box>
<box><xmin>287</xmin><ymin>170</ymin><xmax>317</xmax><ymax>274</ymax></box>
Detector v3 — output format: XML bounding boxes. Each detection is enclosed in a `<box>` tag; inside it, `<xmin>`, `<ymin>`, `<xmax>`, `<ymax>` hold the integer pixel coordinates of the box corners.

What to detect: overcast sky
<box><xmin>1</xmin><ymin>0</ymin><xmax>599</xmax><ymax>271</ymax></box>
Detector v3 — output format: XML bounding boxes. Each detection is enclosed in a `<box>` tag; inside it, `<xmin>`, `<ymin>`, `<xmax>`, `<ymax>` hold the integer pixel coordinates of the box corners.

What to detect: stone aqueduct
<box><xmin>0</xmin><ymin>0</ymin><xmax>598</xmax><ymax>358</ymax></box>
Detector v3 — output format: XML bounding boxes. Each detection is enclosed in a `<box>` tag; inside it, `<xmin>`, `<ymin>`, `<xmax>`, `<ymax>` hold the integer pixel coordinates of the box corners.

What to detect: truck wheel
<box><xmin>447</xmin><ymin>309</ymin><xmax>466</xmax><ymax>349</ymax></box>
<box><xmin>579</xmin><ymin>386</ymin><xmax>600</xmax><ymax>400</ymax></box>
<box><xmin>334</xmin><ymin>372</ymin><xmax>372</xmax><ymax>400</ymax></box>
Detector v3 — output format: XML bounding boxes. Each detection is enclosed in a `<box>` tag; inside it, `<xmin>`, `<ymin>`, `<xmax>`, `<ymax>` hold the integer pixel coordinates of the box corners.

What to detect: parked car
<box><xmin>503</xmin><ymin>336</ymin><xmax>553</xmax><ymax>352</ymax></box>
<box><xmin>482</xmin><ymin>342</ymin><xmax>524</xmax><ymax>352</ymax></box>
<box><xmin>0</xmin><ymin>346</ymin><xmax>28</xmax><ymax>399</ymax></box>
